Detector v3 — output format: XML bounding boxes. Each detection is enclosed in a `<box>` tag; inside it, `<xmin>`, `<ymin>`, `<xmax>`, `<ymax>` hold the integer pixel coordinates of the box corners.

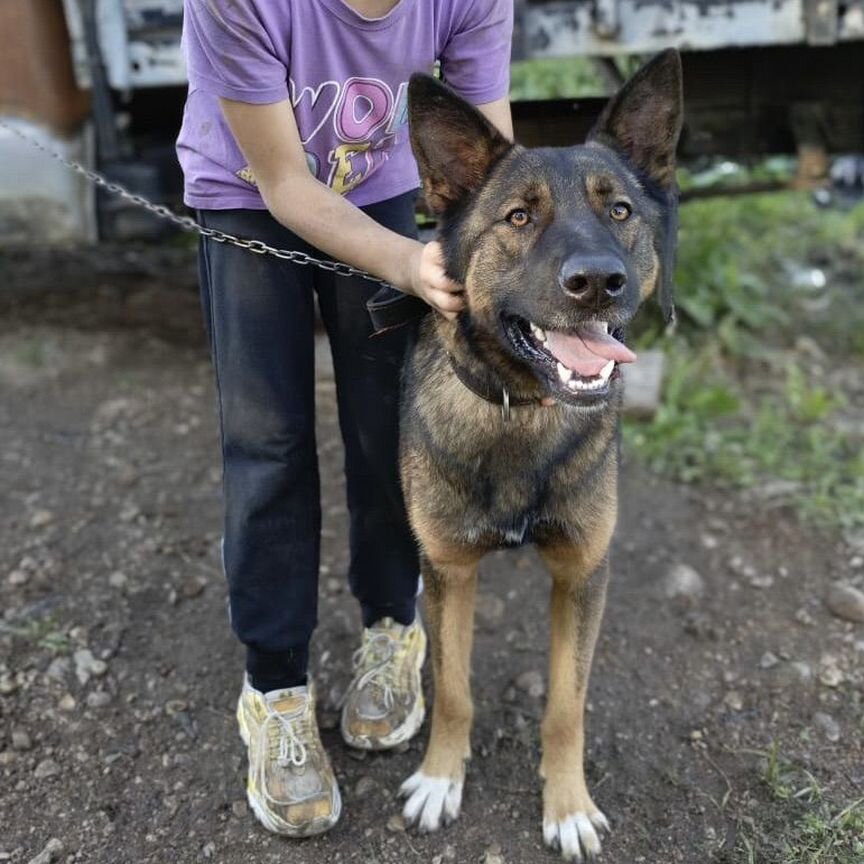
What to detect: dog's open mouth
<box><xmin>503</xmin><ymin>316</ymin><xmax>636</xmax><ymax>402</ymax></box>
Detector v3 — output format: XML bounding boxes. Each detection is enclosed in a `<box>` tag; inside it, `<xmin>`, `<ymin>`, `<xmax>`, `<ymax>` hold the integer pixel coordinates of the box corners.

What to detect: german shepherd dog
<box><xmin>396</xmin><ymin>51</ymin><xmax>683</xmax><ymax>860</ymax></box>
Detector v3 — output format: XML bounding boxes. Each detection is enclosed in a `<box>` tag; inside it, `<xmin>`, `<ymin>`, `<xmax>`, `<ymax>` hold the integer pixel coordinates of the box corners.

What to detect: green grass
<box><xmin>626</xmin><ymin>191</ymin><xmax>864</xmax><ymax>530</ymax></box>
<box><xmin>509</xmin><ymin>57</ymin><xmax>607</xmax><ymax>101</ymax></box>
<box><xmin>736</xmin><ymin>744</ymin><xmax>864</xmax><ymax>863</ymax></box>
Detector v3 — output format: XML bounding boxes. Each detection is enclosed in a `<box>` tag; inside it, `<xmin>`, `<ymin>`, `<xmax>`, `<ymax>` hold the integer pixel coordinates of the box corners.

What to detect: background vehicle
<box><xmin>1</xmin><ymin>0</ymin><xmax>863</xmax><ymax>241</ymax></box>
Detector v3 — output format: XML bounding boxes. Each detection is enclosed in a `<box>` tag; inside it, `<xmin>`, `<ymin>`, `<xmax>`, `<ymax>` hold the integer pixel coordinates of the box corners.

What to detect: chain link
<box><xmin>0</xmin><ymin>118</ymin><xmax>392</xmax><ymax>287</ymax></box>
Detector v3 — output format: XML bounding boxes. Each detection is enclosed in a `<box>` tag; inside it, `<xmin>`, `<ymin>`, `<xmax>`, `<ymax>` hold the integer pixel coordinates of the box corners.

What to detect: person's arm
<box><xmin>476</xmin><ymin>95</ymin><xmax>513</xmax><ymax>141</ymax></box>
<box><xmin>220</xmin><ymin>97</ymin><xmax>465</xmax><ymax>319</ymax></box>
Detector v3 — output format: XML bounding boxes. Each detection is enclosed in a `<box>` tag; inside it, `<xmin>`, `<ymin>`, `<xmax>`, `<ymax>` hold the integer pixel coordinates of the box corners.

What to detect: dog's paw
<box><xmin>399</xmin><ymin>770</ymin><xmax>463</xmax><ymax>832</ymax></box>
<box><xmin>543</xmin><ymin>810</ymin><xmax>610</xmax><ymax>861</ymax></box>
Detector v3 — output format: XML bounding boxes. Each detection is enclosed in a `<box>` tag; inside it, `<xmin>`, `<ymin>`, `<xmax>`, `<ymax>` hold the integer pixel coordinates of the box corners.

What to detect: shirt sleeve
<box><xmin>182</xmin><ymin>0</ymin><xmax>289</xmax><ymax>104</ymax></box>
<box><xmin>439</xmin><ymin>0</ymin><xmax>513</xmax><ymax>105</ymax></box>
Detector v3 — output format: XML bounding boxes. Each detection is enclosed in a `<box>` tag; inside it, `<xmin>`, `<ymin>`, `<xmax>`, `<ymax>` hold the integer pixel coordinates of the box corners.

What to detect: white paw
<box><xmin>543</xmin><ymin>810</ymin><xmax>610</xmax><ymax>861</ymax></box>
<box><xmin>399</xmin><ymin>770</ymin><xmax>463</xmax><ymax>832</ymax></box>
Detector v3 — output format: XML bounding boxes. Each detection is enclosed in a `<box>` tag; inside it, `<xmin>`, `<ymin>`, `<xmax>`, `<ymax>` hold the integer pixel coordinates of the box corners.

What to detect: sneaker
<box><xmin>341</xmin><ymin>617</ymin><xmax>427</xmax><ymax>750</ymax></box>
<box><xmin>237</xmin><ymin>676</ymin><xmax>341</xmax><ymax>836</ymax></box>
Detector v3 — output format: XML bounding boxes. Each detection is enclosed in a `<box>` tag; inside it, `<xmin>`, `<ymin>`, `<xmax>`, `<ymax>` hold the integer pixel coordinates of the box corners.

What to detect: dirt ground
<box><xmin>0</xmin><ymin>245</ymin><xmax>862</xmax><ymax>864</ymax></box>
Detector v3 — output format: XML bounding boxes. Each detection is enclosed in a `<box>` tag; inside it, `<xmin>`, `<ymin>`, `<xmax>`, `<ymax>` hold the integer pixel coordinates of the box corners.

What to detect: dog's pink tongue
<box><xmin>546</xmin><ymin>325</ymin><xmax>637</xmax><ymax>377</ymax></box>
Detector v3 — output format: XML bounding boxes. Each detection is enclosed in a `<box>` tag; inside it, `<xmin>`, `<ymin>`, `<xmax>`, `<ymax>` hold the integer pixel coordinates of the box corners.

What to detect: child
<box><xmin>177</xmin><ymin>0</ymin><xmax>513</xmax><ymax>836</ymax></box>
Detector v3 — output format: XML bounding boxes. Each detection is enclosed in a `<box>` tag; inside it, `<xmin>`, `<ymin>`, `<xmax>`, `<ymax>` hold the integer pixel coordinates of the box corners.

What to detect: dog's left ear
<box><xmin>588</xmin><ymin>49</ymin><xmax>684</xmax><ymax>323</ymax></box>
<box><xmin>408</xmin><ymin>74</ymin><xmax>513</xmax><ymax>214</ymax></box>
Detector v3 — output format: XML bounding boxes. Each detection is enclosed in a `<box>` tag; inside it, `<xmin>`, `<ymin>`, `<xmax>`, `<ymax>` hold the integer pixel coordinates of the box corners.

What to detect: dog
<box><xmin>396</xmin><ymin>50</ymin><xmax>684</xmax><ymax>860</ymax></box>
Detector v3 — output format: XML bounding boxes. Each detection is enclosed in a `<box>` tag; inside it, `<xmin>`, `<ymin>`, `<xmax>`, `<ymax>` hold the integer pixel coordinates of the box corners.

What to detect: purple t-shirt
<box><xmin>177</xmin><ymin>0</ymin><xmax>512</xmax><ymax>210</ymax></box>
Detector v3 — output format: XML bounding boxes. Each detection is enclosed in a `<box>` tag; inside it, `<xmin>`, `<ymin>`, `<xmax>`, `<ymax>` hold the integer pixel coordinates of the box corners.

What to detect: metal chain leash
<box><xmin>0</xmin><ymin>118</ymin><xmax>392</xmax><ymax>286</ymax></box>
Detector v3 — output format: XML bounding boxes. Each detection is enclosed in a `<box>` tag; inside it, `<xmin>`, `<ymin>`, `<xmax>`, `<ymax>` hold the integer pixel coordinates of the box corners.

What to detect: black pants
<box><xmin>197</xmin><ymin>193</ymin><xmax>420</xmax><ymax>691</ymax></box>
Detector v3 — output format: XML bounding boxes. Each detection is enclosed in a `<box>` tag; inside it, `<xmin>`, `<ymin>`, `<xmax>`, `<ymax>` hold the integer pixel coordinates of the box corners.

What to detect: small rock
<box><xmin>483</xmin><ymin>844</ymin><xmax>505</xmax><ymax>864</ymax></box>
<box><xmin>86</xmin><ymin>691</ymin><xmax>112</xmax><ymax>709</ymax></box>
<box><xmin>759</xmin><ymin>651</ymin><xmax>780</xmax><ymax>670</ymax></box>
<box><xmin>29</xmin><ymin>510</ymin><xmax>54</xmax><ymax>529</ymax></box>
<box><xmin>818</xmin><ymin>656</ymin><xmax>843</xmax><ymax>688</ymax></box>
<box><xmin>354</xmin><ymin>776</ymin><xmax>376</xmax><ymax>797</ymax></box>
<box><xmin>664</xmin><ymin>564</ymin><xmax>704</xmax><ymax>605</ymax></box>
<box><xmin>74</xmin><ymin>649</ymin><xmax>107</xmax><ymax>685</ymax></box>
<box><xmin>202</xmin><ymin>842</ymin><xmax>216</xmax><ymax>859</ymax></box>
<box><xmin>165</xmin><ymin>700</ymin><xmax>188</xmax><ymax>716</ymax></box>
<box><xmin>475</xmin><ymin>592</ymin><xmax>505</xmax><ymax>626</ymax></box>
<box><xmin>108</xmin><ymin>571</ymin><xmax>128</xmax><ymax>589</ymax></box>
<box><xmin>45</xmin><ymin>657</ymin><xmax>71</xmax><ymax>683</ymax></box>
<box><xmin>26</xmin><ymin>838</ymin><xmax>64</xmax><ymax>864</ymax></box>
<box><xmin>8</xmin><ymin>569</ymin><xmax>29</xmax><ymax>587</ymax></box>
<box><xmin>386</xmin><ymin>814</ymin><xmax>406</xmax><ymax>832</ymax></box>
<box><xmin>771</xmin><ymin>661</ymin><xmax>813</xmax><ymax>689</ymax></box>
<box><xmin>826</xmin><ymin>583</ymin><xmax>864</xmax><ymax>623</ymax></box>
<box><xmin>325</xmin><ymin>577</ymin><xmax>342</xmax><ymax>594</ymax></box>
<box><xmin>231</xmin><ymin>800</ymin><xmax>247</xmax><ymax>818</ymax></box>
<box><xmin>813</xmin><ymin>712</ymin><xmax>841</xmax><ymax>743</ymax></box>
<box><xmin>723</xmin><ymin>691</ymin><xmax>744</xmax><ymax>711</ymax></box>
<box><xmin>11</xmin><ymin>729</ymin><xmax>32</xmax><ymax>751</ymax></box>
<box><xmin>747</xmin><ymin>574</ymin><xmax>775</xmax><ymax>590</ymax></box>
<box><xmin>515</xmin><ymin>670</ymin><xmax>545</xmax><ymax>698</ymax></box>
<box><xmin>34</xmin><ymin>759</ymin><xmax>60</xmax><ymax>779</ymax></box>
<box><xmin>58</xmin><ymin>694</ymin><xmax>76</xmax><ymax>712</ymax></box>
<box><xmin>180</xmin><ymin>577</ymin><xmax>207</xmax><ymax>600</ymax></box>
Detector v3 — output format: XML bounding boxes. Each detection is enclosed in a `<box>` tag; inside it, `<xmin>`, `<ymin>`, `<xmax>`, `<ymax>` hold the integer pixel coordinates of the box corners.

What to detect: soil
<box><xmin>0</xmin><ymin>245</ymin><xmax>862</xmax><ymax>864</ymax></box>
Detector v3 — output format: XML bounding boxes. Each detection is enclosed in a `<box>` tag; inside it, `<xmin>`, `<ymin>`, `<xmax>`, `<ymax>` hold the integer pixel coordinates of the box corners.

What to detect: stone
<box><xmin>723</xmin><ymin>691</ymin><xmax>744</xmax><ymax>711</ymax></box>
<box><xmin>8</xmin><ymin>569</ymin><xmax>29</xmax><ymax>587</ymax></box>
<box><xmin>770</xmin><ymin>661</ymin><xmax>813</xmax><ymax>690</ymax></box>
<box><xmin>818</xmin><ymin>656</ymin><xmax>843</xmax><ymax>688</ymax></box>
<box><xmin>664</xmin><ymin>564</ymin><xmax>705</xmax><ymax>605</ymax></box>
<box><xmin>11</xmin><ymin>729</ymin><xmax>32</xmax><ymax>751</ymax></box>
<box><xmin>58</xmin><ymin>694</ymin><xmax>76</xmax><ymax>712</ymax></box>
<box><xmin>515</xmin><ymin>670</ymin><xmax>545</xmax><ymax>699</ymax></box>
<box><xmin>45</xmin><ymin>657</ymin><xmax>71</xmax><ymax>683</ymax></box>
<box><xmin>483</xmin><ymin>844</ymin><xmax>506</xmax><ymax>864</ymax></box>
<box><xmin>622</xmin><ymin>349</ymin><xmax>664</xmax><ymax>418</ymax></box>
<box><xmin>34</xmin><ymin>759</ymin><xmax>60</xmax><ymax>779</ymax></box>
<box><xmin>29</xmin><ymin>510</ymin><xmax>54</xmax><ymax>528</ymax></box>
<box><xmin>813</xmin><ymin>712</ymin><xmax>841</xmax><ymax>743</ymax></box>
<box><xmin>25</xmin><ymin>838</ymin><xmax>63</xmax><ymax>864</ymax></box>
<box><xmin>108</xmin><ymin>571</ymin><xmax>128</xmax><ymax>589</ymax></box>
<box><xmin>74</xmin><ymin>649</ymin><xmax>107</xmax><ymax>685</ymax></box>
<box><xmin>230</xmin><ymin>800</ymin><xmax>247</xmax><ymax>818</ymax></box>
<box><xmin>475</xmin><ymin>592</ymin><xmax>505</xmax><ymax>626</ymax></box>
<box><xmin>386</xmin><ymin>814</ymin><xmax>406</xmax><ymax>832</ymax></box>
<box><xmin>354</xmin><ymin>776</ymin><xmax>376</xmax><ymax>797</ymax></box>
<box><xmin>759</xmin><ymin>652</ymin><xmax>780</xmax><ymax>669</ymax></box>
<box><xmin>86</xmin><ymin>691</ymin><xmax>112</xmax><ymax>709</ymax></box>
<box><xmin>202</xmin><ymin>842</ymin><xmax>216</xmax><ymax>859</ymax></box>
<box><xmin>826</xmin><ymin>583</ymin><xmax>864</xmax><ymax>623</ymax></box>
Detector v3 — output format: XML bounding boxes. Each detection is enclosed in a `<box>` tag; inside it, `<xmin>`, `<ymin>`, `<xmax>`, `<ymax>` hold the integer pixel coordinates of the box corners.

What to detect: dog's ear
<box><xmin>588</xmin><ymin>50</ymin><xmax>683</xmax><ymax>324</ymax></box>
<box><xmin>408</xmin><ymin>74</ymin><xmax>513</xmax><ymax>214</ymax></box>
<box><xmin>587</xmin><ymin>49</ymin><xmax>683</xmax><ymax>189</ymax></box>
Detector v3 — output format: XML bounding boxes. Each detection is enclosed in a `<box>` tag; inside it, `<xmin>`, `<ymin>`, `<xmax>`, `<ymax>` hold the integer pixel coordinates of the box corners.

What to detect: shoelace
<box><xmin>256</xmin><ymin>700</ymin><xmax>309</xmax><ymax>808</ymax></box>
<box><xmin>351</xmin><ymin>631</ymin><xmax>399</xmax><ymax>712</ymax></box>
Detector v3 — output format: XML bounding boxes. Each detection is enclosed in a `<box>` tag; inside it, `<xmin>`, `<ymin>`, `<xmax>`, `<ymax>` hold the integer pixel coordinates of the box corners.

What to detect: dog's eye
<box><xmin>610</xmin><ymin>202</ymin><xmax>632</xmax><ymax>222</ymax></box>
<box><xmin>507</xmin><ymin>209</ymin><xmax>530</xmax><ymax>228</ymax></box>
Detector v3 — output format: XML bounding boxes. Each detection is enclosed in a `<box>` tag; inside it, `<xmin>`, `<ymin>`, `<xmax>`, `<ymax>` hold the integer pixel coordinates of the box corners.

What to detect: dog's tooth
<box><xmin>530</xmin><ymin>322</ymin><xmax>546</xmax><ymax>342</ymax></box>
<box><xmin>599</xmin><ymin>360</ymin><xmax>615</xmax><ymax>380</ymax></box>
<box><xmin>557</xmin><ymin>362</ymin><xmax>572</xmax><ymax>383</ymax></box>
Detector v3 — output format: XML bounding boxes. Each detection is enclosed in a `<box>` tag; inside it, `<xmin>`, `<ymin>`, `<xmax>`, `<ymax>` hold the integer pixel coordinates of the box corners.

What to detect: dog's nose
<box><xmin>559</xmin><ymin>254</ymin><xmax>627</xmax><ymax>304</ymax></box>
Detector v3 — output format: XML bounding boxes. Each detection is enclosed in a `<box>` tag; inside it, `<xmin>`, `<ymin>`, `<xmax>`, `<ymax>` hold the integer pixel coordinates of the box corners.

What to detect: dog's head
<box><xmin>408</xmin><ymin>50</ymin><xmax>683</xmax><ymax>408</ymax></box>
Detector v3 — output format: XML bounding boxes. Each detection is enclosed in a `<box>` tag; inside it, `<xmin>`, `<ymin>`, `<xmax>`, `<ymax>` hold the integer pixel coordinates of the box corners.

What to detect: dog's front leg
<box><xmin>400</xmin><ymin>545</ymin><xmax>480</xmax><ymax>832</ymax></box>
<box><xmin>538</xmin><ymin>543</ymin><xmax>611</xmax><ymax>861</ymax></box>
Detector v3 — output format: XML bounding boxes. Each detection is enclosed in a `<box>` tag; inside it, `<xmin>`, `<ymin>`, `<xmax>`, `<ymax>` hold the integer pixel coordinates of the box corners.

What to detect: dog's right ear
<box><xmin>408</xmin><ymin>74</ymin><xmax>513</xmax><ymax>214</ymax></box>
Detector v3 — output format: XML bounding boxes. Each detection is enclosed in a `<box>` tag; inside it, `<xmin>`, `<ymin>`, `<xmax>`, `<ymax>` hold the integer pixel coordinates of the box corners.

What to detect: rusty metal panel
<box><xmin>524</xmin><ymin>0</ymin><xmax>806</xmax><ymax>57</ymax></box>
<box><xmin>0</xmin><ymin>0</ymin><xmax>90</xmax><ymax>134</ymax></box>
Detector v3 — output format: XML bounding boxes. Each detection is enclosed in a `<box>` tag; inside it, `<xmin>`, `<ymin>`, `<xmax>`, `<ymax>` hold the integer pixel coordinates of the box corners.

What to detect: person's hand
<box><xmin>407</xmin><ymin>241</ymin><xmax>465</xmax><ymax>320</ymax></box>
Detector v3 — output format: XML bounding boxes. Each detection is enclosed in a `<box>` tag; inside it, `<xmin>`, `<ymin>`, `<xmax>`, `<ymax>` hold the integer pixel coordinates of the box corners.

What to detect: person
<box><xmin>176</xmin><ymin>0</ymin><xmax>514</xmax><ymax>838</ymax></box>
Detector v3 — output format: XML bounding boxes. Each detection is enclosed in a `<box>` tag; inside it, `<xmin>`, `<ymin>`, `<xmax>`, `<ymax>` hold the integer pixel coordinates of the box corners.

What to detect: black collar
<box><xmin>447</xmin><ymin>353</ymin><xmax>543</xmax><ymax>420</ymax></box>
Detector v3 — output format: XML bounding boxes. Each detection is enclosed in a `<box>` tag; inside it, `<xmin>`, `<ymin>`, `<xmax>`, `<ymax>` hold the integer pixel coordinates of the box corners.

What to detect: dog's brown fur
<box><xmin>398</xmin><ymin>52</ymin><xmax>684</xmax><ymax>859</ymax></box>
